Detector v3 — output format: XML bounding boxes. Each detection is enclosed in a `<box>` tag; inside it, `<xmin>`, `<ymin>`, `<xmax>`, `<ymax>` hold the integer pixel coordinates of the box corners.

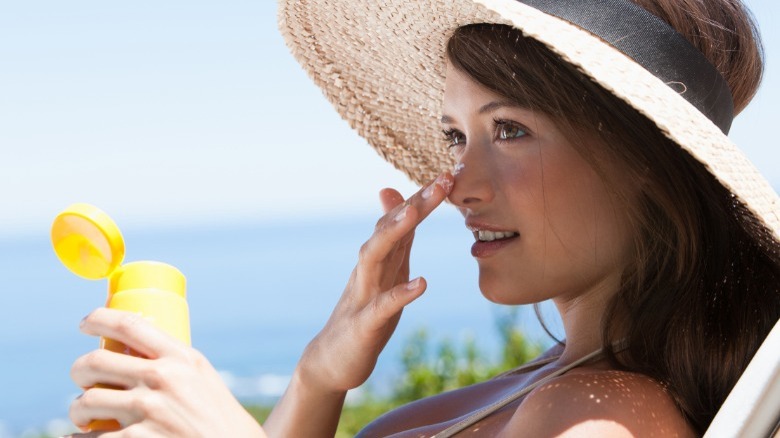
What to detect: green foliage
<box><xmin>495</xmin><ymin>308</ymin><xmax>546</xmax><ymax>371</ymax></box>
<box><xmin>390</xmin><ymin>307</ymin><xmax>544</xmax><ymax>405</ymax></box>
<box><xmin>245</xmin><ymin>307</ymin><xmax>547</xmax><ymax>436</ymax></box>
<box><xmin>244</xmin><ymin>404</ymin><xmax>274</xmax><ymax>423</ymax></box>
<box><xmin>335</xmin><ymin>395</ymin><xmax>395</xmax><ymax>438</ymax></box>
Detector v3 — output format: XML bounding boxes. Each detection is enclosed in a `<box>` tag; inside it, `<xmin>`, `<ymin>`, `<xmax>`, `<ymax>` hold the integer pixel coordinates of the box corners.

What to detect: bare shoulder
<box><xmin>502</xmin><ymin>368</ymin><xmax>696</xmax><ymax>437</ymax></box>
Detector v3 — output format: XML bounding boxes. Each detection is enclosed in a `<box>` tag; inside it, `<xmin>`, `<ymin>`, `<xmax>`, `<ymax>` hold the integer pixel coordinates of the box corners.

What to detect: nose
<box><xmin>447</xmin><ymin>143</ymin><xmax>495</xmax><ymax>209</ymax></box>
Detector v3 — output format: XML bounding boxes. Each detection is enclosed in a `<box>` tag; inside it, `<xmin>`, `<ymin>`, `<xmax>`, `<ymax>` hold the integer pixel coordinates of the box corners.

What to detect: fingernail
<box><xmin>394</xmin><ymin>204</ymin><xmax>408</xmax><ymax>222</ymax></box>
<box><xmin>406</xmin><ymin>277</ymin><xmax>421</xmax><ymax>290</ymax></box>
<box><xmin>422</xmin><ymin>183</ymin><xmax>435</xmax><ymax>199</ymax></box>
<box><xmin>80</xmin><ymin>314</ymin><xmax>89</xmax><ymax>328</ymax></box>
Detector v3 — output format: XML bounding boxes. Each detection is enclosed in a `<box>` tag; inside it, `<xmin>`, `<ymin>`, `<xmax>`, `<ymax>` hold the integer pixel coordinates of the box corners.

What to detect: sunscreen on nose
<box><xmin>51</xmin><ymin>203</ymin><xmax>190</xmax><ymax>431</ymax></box>
<box><xmin>454</xmin><ymin>162</ymin><xmax>465</xmax><ymax>175</ymax></box>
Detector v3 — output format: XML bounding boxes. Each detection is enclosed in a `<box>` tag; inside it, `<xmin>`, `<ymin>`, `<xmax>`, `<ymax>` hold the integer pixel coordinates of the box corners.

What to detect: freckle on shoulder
<box><xmin>505</xmin><ymin>368</ymin><xmax>696</xmax><ymax>437</ymax></box>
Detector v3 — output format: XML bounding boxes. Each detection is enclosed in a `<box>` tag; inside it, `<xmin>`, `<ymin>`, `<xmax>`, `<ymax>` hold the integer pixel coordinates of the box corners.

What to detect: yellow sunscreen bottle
<box><xmin>51</xmin><ymin>203</ymin><xmax>190</xmax><ymax>431</ymax></box>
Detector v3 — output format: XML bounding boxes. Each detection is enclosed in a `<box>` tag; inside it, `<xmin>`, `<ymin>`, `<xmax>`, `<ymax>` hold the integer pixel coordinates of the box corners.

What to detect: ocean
<box><xmin>0</xmin><ymin>208</ymin><xmax>559</xmax><ymax>437</ymax></box>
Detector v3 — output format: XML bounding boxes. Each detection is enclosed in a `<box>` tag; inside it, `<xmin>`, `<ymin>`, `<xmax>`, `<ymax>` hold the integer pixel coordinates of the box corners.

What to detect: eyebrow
<box><xmin>440</xmin><ymin>100</ymin><xmax>522</xmax><ymax>124</ymax></box>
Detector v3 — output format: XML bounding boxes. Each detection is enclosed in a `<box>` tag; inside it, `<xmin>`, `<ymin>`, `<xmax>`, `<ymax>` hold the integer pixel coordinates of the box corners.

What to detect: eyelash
<box><xmin>442</xmin><ymin>128</ymin><xmax>464</xmax><ymax>148</ymax></box>
<box><xmin>442</xmin><ymin>119</ymin><xmax>528</xmax><ymax>148</ymax></box>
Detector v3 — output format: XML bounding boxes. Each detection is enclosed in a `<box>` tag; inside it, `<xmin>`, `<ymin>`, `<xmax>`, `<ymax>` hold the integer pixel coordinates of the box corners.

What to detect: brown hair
<box><xmin>631</xmin><ymin>0</ymin><xmax>764</xmax><ymax>114</ymax></box>
<box><xmin>446</xmin><ymin>1</ymin><xmax>779</xmax><ymax>433</ymax></box>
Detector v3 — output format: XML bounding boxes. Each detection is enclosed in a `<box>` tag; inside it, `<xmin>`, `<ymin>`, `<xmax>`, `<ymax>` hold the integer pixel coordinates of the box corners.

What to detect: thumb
<box><xmin>379</xmin><ymin>188</ymin><xmax>405</xmax><ymax>214</ymax></box>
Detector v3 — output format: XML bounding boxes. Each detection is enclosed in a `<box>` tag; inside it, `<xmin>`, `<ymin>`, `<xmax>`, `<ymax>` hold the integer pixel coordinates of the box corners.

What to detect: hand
<box><xmin>297</xmin><ymin>172</ymin><xmax>454</xmax><ymax>393</ymax></box>
<box><xmin>68</xmin><ymin>307</ymin><xmax>266</xmax><ymax>438</ymax></box>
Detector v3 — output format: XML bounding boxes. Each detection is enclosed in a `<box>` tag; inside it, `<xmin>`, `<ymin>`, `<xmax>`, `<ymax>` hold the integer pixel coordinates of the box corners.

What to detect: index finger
<box><xmin>80</xmin><ymin>307</ymin><xmax>183</xmax><ymax>359</ymax></box>
<box><xmin>406</xmin><ymin>172</ymin><xmax>454</xmax><ymax>224</ymax></box>
<box><xmin>360</xmin><ymin>172</ymin><xmax>454</xmax><ymax>266</ymax></box>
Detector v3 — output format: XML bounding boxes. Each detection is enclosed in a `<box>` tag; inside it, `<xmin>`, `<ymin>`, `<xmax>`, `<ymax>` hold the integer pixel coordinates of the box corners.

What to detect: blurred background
<box><xmin>0</xmin><ymin>1</ymin><xmax>777</xmax><ymax>436</ymax></box>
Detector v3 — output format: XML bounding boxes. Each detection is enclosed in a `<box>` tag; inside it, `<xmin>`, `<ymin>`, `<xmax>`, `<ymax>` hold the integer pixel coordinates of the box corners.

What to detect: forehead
<box><xmin>441</xmin><ymin>63</ymin><xmax>509</xmax><ymax>115</ymax></box>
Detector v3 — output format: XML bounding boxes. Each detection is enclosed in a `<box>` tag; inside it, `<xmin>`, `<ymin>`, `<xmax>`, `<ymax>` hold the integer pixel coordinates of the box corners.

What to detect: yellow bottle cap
<box><xmin>109</xmin><ymin>261</ymin><xmax>186</xmax><ymax>298</ymax></box>
<box><xmin>51</xmin><ymin>203</ymin><xmax>125</xmax><ymax>280</ymax></box>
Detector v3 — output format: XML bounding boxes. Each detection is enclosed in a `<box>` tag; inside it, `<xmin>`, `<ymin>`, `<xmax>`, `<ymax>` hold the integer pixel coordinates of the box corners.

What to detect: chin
<box><xmin>478</xmin><ymin>273</ymin><xmax>541</xmax><ymax>305</ymax></box>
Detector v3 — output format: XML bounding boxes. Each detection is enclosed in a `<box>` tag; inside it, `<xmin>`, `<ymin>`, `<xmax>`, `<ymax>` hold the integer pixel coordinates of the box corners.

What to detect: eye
<box><xmin>495</xmin><ymin>119</ymin><xmax>527</xmax><ymax>141</ymax></box>
<box><xmin>442</xmin><ymin>128</ymin><xmax>466</xmax><ymax>148</ymax></box>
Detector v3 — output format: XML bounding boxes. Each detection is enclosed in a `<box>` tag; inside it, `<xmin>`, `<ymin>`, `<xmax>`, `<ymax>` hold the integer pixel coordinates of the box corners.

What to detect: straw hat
<box><xmin>278</xmin><ymin>0</ymin><xmax>780</xmax><ymax>240</ymax></box>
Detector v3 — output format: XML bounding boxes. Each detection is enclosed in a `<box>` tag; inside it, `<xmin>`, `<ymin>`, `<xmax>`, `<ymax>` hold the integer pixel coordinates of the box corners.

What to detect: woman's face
<box><xmin>442</xmin><ymin>64</ymin><xmax>633</xmax><ymax>305</ymax></box>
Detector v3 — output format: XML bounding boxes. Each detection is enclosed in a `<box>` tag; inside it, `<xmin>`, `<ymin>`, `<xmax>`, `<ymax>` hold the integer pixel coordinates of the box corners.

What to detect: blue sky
<box><xmin>0</xmin><ymin>0</ymin><xmax>777</xmax><ymax>238</ymax></box>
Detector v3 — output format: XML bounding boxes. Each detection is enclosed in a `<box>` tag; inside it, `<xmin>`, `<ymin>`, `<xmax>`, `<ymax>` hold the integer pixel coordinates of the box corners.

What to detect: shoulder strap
<box><xmin>432</xmin><ymin>348</ymin><xmax>604</xmax><ymax>438</ymax></box>
<box><xmin>492</xmin><ymin>355</ymin><xmax>560</xmax><ymax>379</ymax></box>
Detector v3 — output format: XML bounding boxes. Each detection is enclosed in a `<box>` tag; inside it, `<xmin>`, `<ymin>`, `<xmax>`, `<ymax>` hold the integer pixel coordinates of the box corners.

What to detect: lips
<box><xmin>467</xmin><ymin>222</ymin><xmax>520</xmax><ymax>258</ymax></box>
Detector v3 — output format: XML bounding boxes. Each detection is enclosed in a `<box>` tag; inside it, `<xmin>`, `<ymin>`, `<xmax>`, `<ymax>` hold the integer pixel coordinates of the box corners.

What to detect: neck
<box><xmin>553</xmin><ymin>273</ymin><xmax>621</xmax><ymax>365</ymax></box>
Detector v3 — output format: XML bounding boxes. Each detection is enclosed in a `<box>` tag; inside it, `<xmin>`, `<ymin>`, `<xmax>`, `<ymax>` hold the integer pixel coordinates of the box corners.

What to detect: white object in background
<box><xmin>705</xmin><ymin>321</ymin><xmax>780</xmax><ymax>437</ymax></box>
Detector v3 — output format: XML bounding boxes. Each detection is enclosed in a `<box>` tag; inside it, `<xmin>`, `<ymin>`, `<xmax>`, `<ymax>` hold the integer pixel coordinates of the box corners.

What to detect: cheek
<box><xmin>499</xmin><ymin>152</ymin><xmax>545</xmax><ymax>208</ymax></box>
<box><xmin>512</xmin><ymin>143</ymin><xmax>632</xmax><ymax>265</ymax></box>
<box><xmin>544</xmin><ymin>155</ymin><xmax>631</xmax><ymax>264</ymax></box>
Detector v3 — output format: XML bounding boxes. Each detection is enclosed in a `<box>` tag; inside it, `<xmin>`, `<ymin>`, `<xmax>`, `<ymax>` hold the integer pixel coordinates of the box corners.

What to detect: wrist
<box><xmin>292</xmin><ymin>359</ymin><xmax>348</xmax><ymax>400</ymax></box>
<box><xmin>263</xmin><ymin>362</ymin><xmax>346</xmax><ymax>437</ymax></box>
<box><xmin>295</xmin><ymin>337</ymin><xmax>351</xmax><ymax>395</ymax></box>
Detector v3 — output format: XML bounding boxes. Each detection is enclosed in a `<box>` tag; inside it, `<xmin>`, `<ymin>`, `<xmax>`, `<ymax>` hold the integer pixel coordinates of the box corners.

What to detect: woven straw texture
<box><xmin>278</xmin><ymin>0</ymin><xmax>779</xmax><ymax>240</ymax></box>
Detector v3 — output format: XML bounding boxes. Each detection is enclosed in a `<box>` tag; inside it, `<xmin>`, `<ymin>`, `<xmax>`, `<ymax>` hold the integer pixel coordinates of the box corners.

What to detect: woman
<box><xmin>67</xmin><ymin>0</ymin><xmax>779</xmax><ymax>436</ymax></box>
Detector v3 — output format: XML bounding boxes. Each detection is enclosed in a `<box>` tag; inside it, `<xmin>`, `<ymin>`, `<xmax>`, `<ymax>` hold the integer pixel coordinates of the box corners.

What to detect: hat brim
<box><xmin>278</xmin><ymin>0</ymin><xmax>780</xmax><ymax>240</ymax></box>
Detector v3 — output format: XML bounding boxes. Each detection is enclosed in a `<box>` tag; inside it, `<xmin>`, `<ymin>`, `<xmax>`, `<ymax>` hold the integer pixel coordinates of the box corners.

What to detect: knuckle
<box><xmin>130</xmin><ymin>393</ymin><xmax>161</xmax><ymax>417</ymax></box>
<box><xmin>81</xmin><ymin>309</ymin><xmax>97</xmax><ymax>326</ymax></box>
<box><xmin>369</xmin><ymin>293</ymin><xmax>389</xmax><ymax>317</ymax></box>
<box><xmin>371</xmin><ymin>286</ymin><xmax>406</xmax><ymax>318</ymax></box>
<box><xmin>86</xmin><ymin>307</ymin><xmax>106</xmax><ymax>319</ymax></box>
<box><xmin>71</xmin><ymin>350</ymin><xmax>104</xmax><ymax>380</ymax></box>
<box><xmin>70</xmin><ymin>356</ymin><xmax>87</xmax><ymax>380</ymax></box>
<box><xmin>386</xmin><ymin>287</ymin><xmax>400</xmax><ymax>307</ymax></box>
<box><xmin>184</xmin><ymin>348</ymin><xmax>208</xmax><ymax>368</ymax></box>
<box><xmin>71</xmin><ymin>389</ymin><xmax>95</xmax><ymax>417</ymax></box>
<box><xmin>68</xmin><ymin>399</ymin><xmax>83</xmax><ymax>425</ymax></box>
<box><xmin>83</xmin><ymin>349</ymin><xmax>107</xmax><ymax>369</ymax></box>
<box><xmin>358</xmin><ymin>241</ymin><xmax>372</xmax><ymax>262</ymax></box>
<box><xmin>128</xmin><ymin>391</ymin><xmax>165</xmax><ymax>422</ymax></box>
<box><xmin>116</xmin><ymin>312</ymin><xmax>145</xmax><ymax>335</ymax></box>
<box><xmin>139</xmin><ymin>364</ymin><xmax>167</xmax><ymax>391</ymax></box>
<box><xmin>70</xmin><ymin>393</ymin><xmax>85</xmax><ymax>414</ymax></box>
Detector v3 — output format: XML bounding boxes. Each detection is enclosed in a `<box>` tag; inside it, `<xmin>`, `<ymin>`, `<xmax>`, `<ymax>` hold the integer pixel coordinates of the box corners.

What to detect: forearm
<box><xmin>262</xmin><ymin>365</ymin><xmax>347</xmax><ymax>437</ymax></box>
